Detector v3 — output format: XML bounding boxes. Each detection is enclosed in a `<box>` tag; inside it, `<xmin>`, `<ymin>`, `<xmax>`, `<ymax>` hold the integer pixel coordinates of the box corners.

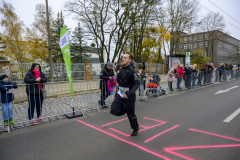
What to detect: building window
<box><xmin>179</xmin><ymin>45</ymin><xmax>182</xmax><ymax>49</ymax></box>
<box><xmin>189</xmin><ymin>44</ymin><xmax>192</xmax><ymax>49</ymax></box>
<box><xmin>205</xmin><ymin>42</ymin><xmax>208</xmax><ymax>46</ymax></box>
<box><xmin>184</xmin><ymin>44</ymin><xmax>187</xmax><ymax>49</ymax></box>
<box><xmin>205</xmin><ymin>33</ymin><xmax>209</xmax><ymax>38</ymax></box>
<box><xmin>194</xmin><ymin>43</ymin><xmax>197</xmax><ymax>48</ymax></box>
<box><xmin>199</xmin><ymin>42</ymin><xmax>203</xmax><ymax>48</ymax></box>
<box><xmin>184</xmin><ymin>37</ymin><xmax>187</xmax><ymax>41</ymax></box>
<box><xmin>189</xmin><ymin>36</ymin><xmax>192</xmax><ymax>41</ymax></box>
<box><xmin>199</xmin><ymin>35</ymin><xmax>203</xmax><ymax>39</ymax></box>
<box><xmin>194</xmin><ymin>35</ymin><xmax>197</xmax><ymax>40</ymax></box>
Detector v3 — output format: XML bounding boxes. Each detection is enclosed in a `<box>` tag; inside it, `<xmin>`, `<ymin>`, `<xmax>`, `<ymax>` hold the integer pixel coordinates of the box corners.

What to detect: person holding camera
<box><xmin>99</xmin><ymin>62</ymin><xmax>114</xmax><ymax>108</ymax></box>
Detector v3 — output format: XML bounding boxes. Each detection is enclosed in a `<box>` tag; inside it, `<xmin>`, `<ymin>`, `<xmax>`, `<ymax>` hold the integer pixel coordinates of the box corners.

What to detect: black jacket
<box><xmin>24</xmin><ymin>63</ymin><xmax>48</xmax><ymax>95</ymax></box>
<box><xmin>117</xmin><ymin>65</ymin><xmax>139</xmax><ymax>97</ymax></box>
<box><xmin>201</xmin><ymin>68</ymin><xmax>208</xmax><ymax>75</ymax></box>
<box><xmin>0</xmin><ymin>81</ymin><xmax>17</xmax><ymax>103</ymax></box>
<box><xmin>191</xmin><ymin>69</ymin><xmax>198</xmax><ymax>80</ymax></box>
<box><xmin>100</xmin><ymin>64</ymin><xmax>114</xmax><ymax>90</ymax></box>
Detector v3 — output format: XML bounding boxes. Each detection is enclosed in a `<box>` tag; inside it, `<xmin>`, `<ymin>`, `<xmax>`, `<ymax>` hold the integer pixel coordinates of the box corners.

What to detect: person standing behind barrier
<box><xmin>217</xmin><ymin>64</ymin><xmax>222</xmax><ymax>82</ymax></box>
<box><xmin>229</xmin><ymin>64</ymin><xmax>234</xmax><ymax>80</ymax></box>
<box><xmin>99</xmin><ymin>63</ymin><xmax>114</xmax><ymax>108</ymax></box>
<box><xmin>184</xmin><ymin>65</ymin><xmax>191</xmax><ymax>89</ymax></box>
<box><xmin>110</xmin><ymin>52</ymin><xmax>140</xmax><ymax>136</ymax></box>
<box><xmin>207</xmin><ymin>62</ymin><xmax>213</xmax><ymax>85</ymax></box>
<box><xmin>177</xmin><ymin>64</ymin><xmax>185</xmax><ymax>91</ymax></box>
<box><xmin>175</xmin><ymin>62</ymin><xmax>181</xmax><ymax>90</ymax></box>
<box><xmin>0</xmin><ymin>74</ymin><xmax>18</xmax><ymax>126</ymax></box>
<box><xmin>221</xmin><ymin>63</ymin><xmax>226</xmax><ymax>81</ymax></box>
<box><xmin>191</xmin><ymin>66</ymin><xmax>197</xmax><ymax>88</ymax></box>
<box><xmin>24</xmin><ymin>63</ymin><xmax>47</xmax><ymax>124</ymax></box>
<box><xmin>114</xmin><ymin>63</ymin><xmax>122</xmax><ymax>78</ymax></box>
<box><xmin>201</xmin><ymin>66</ymin><xmax>208</xmax><ymax>86</ymax></box>
<box><xmin>166</xmin><ymin>66</ymin><xmax>177</xmax><ymax>92</ymax></box>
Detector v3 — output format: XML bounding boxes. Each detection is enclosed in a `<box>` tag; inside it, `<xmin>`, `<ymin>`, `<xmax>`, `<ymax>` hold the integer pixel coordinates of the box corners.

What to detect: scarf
<box><xmin>32</xmin><ymin>69</ymin><xmax>42</xmax><ymax>90</ymax></box>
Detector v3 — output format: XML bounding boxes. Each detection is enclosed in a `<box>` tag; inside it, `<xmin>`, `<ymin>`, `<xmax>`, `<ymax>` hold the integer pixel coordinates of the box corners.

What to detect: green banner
<box><xmin>59</xmin><ymin>27</ymin><xmax>73</xmax><ymax>100</ymax></box>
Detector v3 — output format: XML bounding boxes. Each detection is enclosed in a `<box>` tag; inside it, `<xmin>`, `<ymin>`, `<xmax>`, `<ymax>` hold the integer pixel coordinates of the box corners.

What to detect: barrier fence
<box><xmin>0</xmin><ymin>69</ymin><xmax>239</xmax><ymax>132</ymax></box>
<box><xmin>10</xmin><ymin>63</ymin><xmax>163</xmax><ymax>83</ymax></box>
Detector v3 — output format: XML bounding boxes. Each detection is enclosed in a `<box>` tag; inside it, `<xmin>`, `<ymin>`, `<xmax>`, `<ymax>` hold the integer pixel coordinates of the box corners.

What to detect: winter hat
<box><xmin>0</xmin><ymin>74</ymin><xmax>8</xmax><ymax>81</ymax></box>
<box><xmin>130</xmin><ymin>60</ymin><xmax>136</xmax><ymax>69</ymax></box>
<box><xmin>117</xmin><ymin>63</ymin><xmax>122</xmax><ymax>68</ymax></box>
<box><xmin>107</xmin><ymin>62</ymin><xmax>113</xmax><ymax>67</ymax></box>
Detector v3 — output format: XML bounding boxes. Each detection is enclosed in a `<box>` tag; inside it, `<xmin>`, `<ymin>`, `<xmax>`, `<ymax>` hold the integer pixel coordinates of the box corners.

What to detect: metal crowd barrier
<box><xmin>166</xmin><ymin>69</ymin><xmax>240</xmax><ymax>93</ymax></box>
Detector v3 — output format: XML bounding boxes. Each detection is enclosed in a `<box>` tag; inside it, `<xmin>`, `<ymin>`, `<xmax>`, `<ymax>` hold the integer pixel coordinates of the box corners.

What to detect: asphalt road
<box><xmin>1</xmin><ymin>79</ymin><xmax>240</xmax><ymax>160</ymax></box>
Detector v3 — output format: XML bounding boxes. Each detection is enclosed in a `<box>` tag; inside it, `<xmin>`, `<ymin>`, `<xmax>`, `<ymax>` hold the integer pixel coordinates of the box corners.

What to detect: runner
<box><xmin>110</xmin><ymin>52</ymin><xmax>140</xmax><ymax>136</ymax></box>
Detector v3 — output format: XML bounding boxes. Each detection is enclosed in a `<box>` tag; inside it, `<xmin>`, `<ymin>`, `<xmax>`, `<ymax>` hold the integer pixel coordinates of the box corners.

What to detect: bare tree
<box><xmin>197</xmin><ymin>12</ymin><xmax>226</xmax><ymax>62</ymax></box>
<box><xmin>165</xmin><ymin>0</ymin><xmax>200</xmax><ymax>55</ymax></box>
<box><xmin>64</xmin><ymin>0</ymin><xmax>162</xmax><ymax>63</ymax></box>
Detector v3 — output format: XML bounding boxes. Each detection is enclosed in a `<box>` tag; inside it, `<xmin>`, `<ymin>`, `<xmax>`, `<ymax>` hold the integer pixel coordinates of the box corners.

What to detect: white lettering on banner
<box><xmin>59</xmin><ymin>32</ymin><xmax>69</xmax><ymax>49</ymax></box>
<box><xmin>65</xmin><ymin>49</ymin><xmax>70</xmax><ymax>55</ymax></box>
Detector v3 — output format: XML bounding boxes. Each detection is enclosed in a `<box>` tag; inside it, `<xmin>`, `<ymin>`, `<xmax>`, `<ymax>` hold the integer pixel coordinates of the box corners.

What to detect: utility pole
<box><xmin>45</xmin><ymin>0</ymin><xmax>54</xmax><ymax>81</ymax></box>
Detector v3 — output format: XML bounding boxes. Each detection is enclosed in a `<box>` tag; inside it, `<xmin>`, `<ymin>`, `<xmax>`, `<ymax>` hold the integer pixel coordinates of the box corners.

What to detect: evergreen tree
<box><xmin>50</xmin><ymin>11</ymin><xmax>68</xmax><ymax>63</ymax></box>
<box><xmin>70</xmin><ymin>23</ymin><xmax>90</xmax><ymax>63</ymax></box>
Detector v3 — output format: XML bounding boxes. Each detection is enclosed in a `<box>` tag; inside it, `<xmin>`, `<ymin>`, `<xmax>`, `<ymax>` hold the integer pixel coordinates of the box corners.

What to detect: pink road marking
<box><xmin>165</xmin><ymin>144</ymin><xmax>240</xmax><ymax>160</ymax></box>
<box><xmin>189</xmin><ymin>128</ymin><xmax>240</xmax><ymax>142</ymax></box>
<box><xmin>102</xmin><ymin>118</ymin><xmax>128</xmax><ymax>127</ymax></box>
<box><xmin>139</xmin><ymin>122</ymin><xmax>166</xmax><ymax>132</ymax></box>
<box><xmin>110</xmin><ymin>128</ymin><xmax>131</xmax><ymax>136</ymax></box>
<box><xmin>145</xmin><ymin>125</ymin><xmax>180</xmax><ymax>143</ymax></box>
<box><xmin>139</xmin><ymin>125</ymin><xmax>148</xmax><ymax>129</ymax></box>
<box><xmin>76</xmin><ymin>120</ymin><xmax>171</xmax><ymax>160</ymax></box>
<box><xmin>144</xmin><ymin>117</ymin><xmax>164</xmax><ymax>123</ymax></box>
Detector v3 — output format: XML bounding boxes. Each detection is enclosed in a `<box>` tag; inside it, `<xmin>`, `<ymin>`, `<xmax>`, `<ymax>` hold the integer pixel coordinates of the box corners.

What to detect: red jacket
<box><xmin>177</xmin><ymin>67</ymin><xmax>185</xmax><ymax>78</ymax></box>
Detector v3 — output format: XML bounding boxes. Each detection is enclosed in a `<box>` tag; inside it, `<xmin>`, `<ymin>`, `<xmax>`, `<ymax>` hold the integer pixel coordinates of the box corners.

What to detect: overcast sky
<box><xmin>1</xmin><ymin>0</ymin><xmax>240</xmax><ymax>59</ymax></box>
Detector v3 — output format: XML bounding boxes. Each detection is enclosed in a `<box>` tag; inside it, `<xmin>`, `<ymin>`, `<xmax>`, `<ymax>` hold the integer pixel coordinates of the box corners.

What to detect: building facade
<box><xmin>176</xmin><ymin>30</ymin><xmax>240</xmax><ymax>65</ymax></box>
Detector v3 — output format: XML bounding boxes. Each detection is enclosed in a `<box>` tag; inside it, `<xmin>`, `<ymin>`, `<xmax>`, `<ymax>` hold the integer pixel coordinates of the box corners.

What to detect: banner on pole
<box><xmin>59</xmin><ymin>27</ymin><xmax>73</xmax><ymax>99</ymax></box>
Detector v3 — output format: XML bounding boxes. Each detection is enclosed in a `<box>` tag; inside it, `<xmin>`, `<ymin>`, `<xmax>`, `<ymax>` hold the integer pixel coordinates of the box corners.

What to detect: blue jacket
<box><xmin>0</xmin><ymin>81</ymin><xmax>18</xmax><ymax>103</ymax></box>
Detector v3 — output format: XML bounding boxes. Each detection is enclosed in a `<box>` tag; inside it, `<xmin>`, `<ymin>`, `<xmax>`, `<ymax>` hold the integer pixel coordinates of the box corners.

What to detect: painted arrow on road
<box><xmin>214</xmin><ymin>86</ymin><xmax>239</xmax><ymax>95</ymax></box>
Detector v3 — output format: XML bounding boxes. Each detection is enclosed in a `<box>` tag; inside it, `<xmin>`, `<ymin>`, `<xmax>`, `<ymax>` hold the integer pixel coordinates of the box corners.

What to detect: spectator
<box><xmin>114</xmin><ymin>63</ymin><xmax>122</xmax><ymax>77</ymax></box>
<box><xmin>221</xmin><ymin>63</ymin><xmax>226</xmax><ymax>81</ymax></box>
<box><xmin>114</xmin><ymin>61</ymin><xmax>118</xmax><ymax>71</ymax></box>
<box><xmin>191</xmin><ymin>65</ymin><xmax>197</xmax><ymax>88</ymax></box>
<box><xmin>206</xmin><ymin>62</ymin><xmax>213</xmax><ymax>85</ymax></box>
<box><xmin>217</xmin><ymin>64</ymin><xmax>223</xmax><ymax>82</ymax></box>
<box><xmin>130</xmin><ymin>60</ymin><xmax>136</xmax><ymax>70</ymax></box>
<box><xmin>175</xmin><ymin>62</ymin><xmax>181</xmax><ymax>88</ymax></box>
<box><xmin>99</xmin><ymin>62</ymin><xmax>114</xmax><ymax>108</ymax></box>
<box><xmin>167</xmin><ymin>65</ymin><xmax>177</xmax><ymax>92</ymax></box>
<box><xmin>24</xmin><ymin>63</ymin><xmax>47</xmax><ymax>124</ymax></box>
<box><xmin>177</xmin><ymin>64</ymin><xmax>185</xmax><ymax>91</ymax></box>
<box><xmin>184</xmin><ymin>65</ymin><xmax>191</xmax><ymax>89</ymax></box>
<box><xmin>229</xmin><ymin>64</ymin><xmax>234</xmax><ymax>80</ymax></box>
<box><xmin>201</xmin><ymin>66</ymin><xmax>208</xmax><ymax>85</ymax></box>
<box><xmin>0</xmin><ymin>74</ymin><xmax>18</xmax><ymax>126</ymax></box>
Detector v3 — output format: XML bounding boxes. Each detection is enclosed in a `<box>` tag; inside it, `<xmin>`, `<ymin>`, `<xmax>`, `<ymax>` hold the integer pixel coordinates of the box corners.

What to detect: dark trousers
<box><xmin>28</xmin><ymin>94</ymin><xmax>43</xmax><ymax>120</ymax></box>
<box><xmin>100</xmin><ymin>90</ymin><xmax>110</xmax><ymax>105</ymax></box>
<box><xmin>184</xmin><ymin>75</ymin><xmax>191</xmax><ymax>88</ymax></box>
<box><xmin>168</xmin><ymin>81</ymin><xmax>173</xmax><ymax>91</ymax></box>
<box><xmin>110</xmin><ymin>94</ymin><xmax>139</xmax><ymax>129</ymax></box>
<box><xmin>197</xmin><ymin>73</ymin><xmax>202</xmax><ymax>86</ymax></box>
<box><xmin>203</xmin><ymin>74</ymin><xmax>207</xmax><ymax>85</ymax></box>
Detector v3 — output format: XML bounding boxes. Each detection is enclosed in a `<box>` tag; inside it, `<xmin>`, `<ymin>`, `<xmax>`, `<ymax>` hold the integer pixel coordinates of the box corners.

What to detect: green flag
<box><xmin>59</xmin><ymin>27</ymin><xmax>73</xmax><ymax>100</ymax></box>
